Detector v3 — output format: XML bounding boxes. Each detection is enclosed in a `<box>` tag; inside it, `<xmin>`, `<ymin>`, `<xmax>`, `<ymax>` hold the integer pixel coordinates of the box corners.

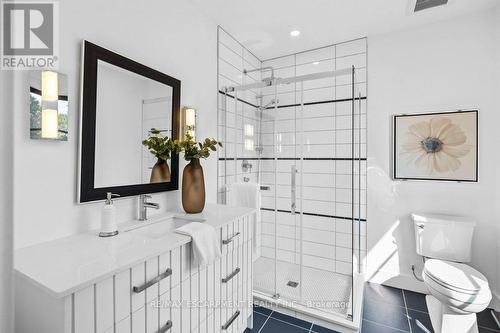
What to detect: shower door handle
<box><xmin>291</xmin><ymin>165</ymin><xmax>297</xmax><ymax>214</ymax></box>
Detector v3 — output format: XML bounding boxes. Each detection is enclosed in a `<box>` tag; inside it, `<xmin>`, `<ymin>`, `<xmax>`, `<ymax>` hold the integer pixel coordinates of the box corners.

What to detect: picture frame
<box><xmin>393</xmin><ymin>110</ymin><xmax>478</xmax><ymax>182</ymax></box>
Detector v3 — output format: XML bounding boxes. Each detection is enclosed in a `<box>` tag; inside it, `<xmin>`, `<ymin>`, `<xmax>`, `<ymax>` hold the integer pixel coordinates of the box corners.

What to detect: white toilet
<box><xmin>412</xmin><ymin>213</ymin><xmax>492</xmax><ymax>333</ymax></box>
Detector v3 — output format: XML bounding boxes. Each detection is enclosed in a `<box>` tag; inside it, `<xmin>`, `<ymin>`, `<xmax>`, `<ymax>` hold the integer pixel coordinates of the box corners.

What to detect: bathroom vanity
<box><xmin>15</xmin><ymin>204</ymin><xmax>255</xmax><ymax>333</ymax></box>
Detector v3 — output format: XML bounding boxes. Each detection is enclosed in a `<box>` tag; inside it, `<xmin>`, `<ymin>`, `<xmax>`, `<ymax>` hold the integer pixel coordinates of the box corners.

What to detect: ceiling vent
<box><xmin>410</xmin><ymin>0</ymin><xmax>448</xmax><ymax>12</ymax></box>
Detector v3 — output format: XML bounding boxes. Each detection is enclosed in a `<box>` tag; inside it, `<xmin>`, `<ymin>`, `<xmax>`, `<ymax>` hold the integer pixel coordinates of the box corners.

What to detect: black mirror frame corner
<box><xmin>78</xmin><ymin>40</ymin><xmax>181</xmax><ymax>203</ymax></box>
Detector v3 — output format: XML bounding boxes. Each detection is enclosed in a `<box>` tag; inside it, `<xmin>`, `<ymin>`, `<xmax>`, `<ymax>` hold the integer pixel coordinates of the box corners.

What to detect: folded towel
<box><xmin>175</xmin><ymin>222</ymin><xmax>221</xmax><ymax>267</ymax></box>
<box><xmin>228</xmin><ymin>182</ymin><xmax>261</xmax><ymax>261</ymax></box>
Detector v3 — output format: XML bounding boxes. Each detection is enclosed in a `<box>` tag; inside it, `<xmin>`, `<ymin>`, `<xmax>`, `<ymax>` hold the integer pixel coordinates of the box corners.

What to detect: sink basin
<box><xmin>125</xmin><ymin>216</ymin><xmax>193</xmax><ymax>239</ymax></box>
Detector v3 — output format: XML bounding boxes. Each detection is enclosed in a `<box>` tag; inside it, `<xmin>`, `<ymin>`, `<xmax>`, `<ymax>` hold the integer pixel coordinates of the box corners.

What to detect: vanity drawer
<box><xmin>221</xmin><ymin>223</ymin><xmax>239</xmax><ymax>254</ymax></box>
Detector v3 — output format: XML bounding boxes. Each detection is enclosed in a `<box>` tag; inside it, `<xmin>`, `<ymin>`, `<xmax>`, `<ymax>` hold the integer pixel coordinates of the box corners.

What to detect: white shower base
<box><xmin>253</xmin><ymin>257</ymin><xmax>352</xmax><ymax>317</ymax></box>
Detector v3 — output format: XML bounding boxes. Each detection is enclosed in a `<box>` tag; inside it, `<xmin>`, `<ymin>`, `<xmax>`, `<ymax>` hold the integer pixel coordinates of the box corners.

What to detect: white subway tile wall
<box><xmin>217</xmin><ymin>27</ymin><xmax>367</xmax><ymax>276</ymax></box>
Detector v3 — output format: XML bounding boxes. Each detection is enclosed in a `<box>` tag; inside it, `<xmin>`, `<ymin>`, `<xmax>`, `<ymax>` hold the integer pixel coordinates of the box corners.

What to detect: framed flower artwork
<box><xmin>393</xmin><ymin>110</ymin><xmax>478</xmax><ymax>182</ymax></box>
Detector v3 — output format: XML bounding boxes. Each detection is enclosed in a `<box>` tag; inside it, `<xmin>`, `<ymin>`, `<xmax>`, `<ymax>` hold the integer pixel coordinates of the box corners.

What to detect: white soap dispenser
<box><xmin>99</xmin><ymin>192</ymin><xmax>120</xmax><ymax>237</ymax></box>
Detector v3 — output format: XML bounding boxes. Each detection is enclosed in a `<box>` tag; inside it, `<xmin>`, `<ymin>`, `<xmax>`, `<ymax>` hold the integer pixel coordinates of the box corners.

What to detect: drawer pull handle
<box><xmin>222</xmin><ymin>232</ymin><xmax>240</xmax><ymax>245</ymax></box>
<box><xmin>222</xmin><ymin>310</ymin><xmax>240</xmax><ymax>330</ymax></box>
<box><xmin>133</xmin><ymin>268</ymin><xmax>172</xmax><ymax>293</ymax></box>
<box><xmin>159</xmin><ymin>320</ymin><xmax>172</xmax><ymax>333</ymax></box>
<box><xmin>222</xmin><ymin>267</ymin><xmax>240</xmax><ymax>283</ymax></box>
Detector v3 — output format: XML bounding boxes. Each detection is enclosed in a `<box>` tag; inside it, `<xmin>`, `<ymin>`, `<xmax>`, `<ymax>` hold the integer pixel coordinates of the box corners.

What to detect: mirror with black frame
<box><xmin>79</xmin><ymin>41</ymin><xmax>180</xmax><ymax>203</ymax></box>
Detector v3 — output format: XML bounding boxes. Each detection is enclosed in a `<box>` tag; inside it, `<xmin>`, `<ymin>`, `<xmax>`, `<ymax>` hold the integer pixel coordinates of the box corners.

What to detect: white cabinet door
<box><xmin>74</xmin><ymin>285</ymin><xmax>94</xmax><ymax>333</ymax></box>
<box><xmin>191</xmin><ymin>269</ymin><xmax>200</xmax><ymax>332</ymax></box>
<box><xmin>132</xmin><ymin>262</ymin><xmax>146</xmax><ymax>312</ymax></box>
<box><xmin>116</xmin><ymin>317</ymin><xmax>132</xmax><ymax>333</ymax></box>
<box><xmin>132</xmin><ymin>307</ymin><xmax>146</xmax><ymax>333</ymax></box>
<box><xmin>115</xmin><ymin>269</ymin><xmax>132</xmax><ymax>323</ymax></box>
<box><xmin>170</xmin><ymin>284</ymin><xmax>181</xmax><ymax>333</ymax></box>
<box><xmin>96</xmin><ymin>277</ymin><xmax>114</xmax><ymax>333</ymax></box>
<box><xmin>146</xmin><ymin>297</ymin><xmax>159</xmax><ymax>333</ymax></box>
<box><xmin>146</xmin><ymin>257</ymin><xmax>160</xmax><ymax>304</ymax></box>
<box><xmin>159</xmin><ymin>287</ymin><xmax>172</xmax><ymax>333</ymax></box>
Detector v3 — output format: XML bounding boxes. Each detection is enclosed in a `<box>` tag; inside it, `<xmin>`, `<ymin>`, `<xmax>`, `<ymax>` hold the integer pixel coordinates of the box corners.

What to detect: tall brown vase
<box><xmin>182</xmin><ymin>158</ymin><xmax>205</xmax><ymax>214</ymax></box>
<box><xmin>150</xmin><ymin>159</ymin><xmax>171</xmax><ymax>183</ymax></box>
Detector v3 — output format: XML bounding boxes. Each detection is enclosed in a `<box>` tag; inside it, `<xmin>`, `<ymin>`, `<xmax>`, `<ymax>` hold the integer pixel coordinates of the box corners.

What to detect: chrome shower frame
<box><xmin>219</xmin><ymin>66</ymin><xmax>365</xmax><ymax>332</ymax></box>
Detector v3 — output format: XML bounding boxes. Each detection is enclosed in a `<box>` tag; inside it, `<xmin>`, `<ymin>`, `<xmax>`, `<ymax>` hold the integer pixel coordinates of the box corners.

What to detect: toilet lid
<box><xmin>424</xmin><ymin>259</ymin><xmax>489</xmax><ymax>293</ymax></box>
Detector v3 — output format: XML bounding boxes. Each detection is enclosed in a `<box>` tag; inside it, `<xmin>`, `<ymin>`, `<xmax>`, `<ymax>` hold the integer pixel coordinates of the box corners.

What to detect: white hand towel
<box><xmin>175</xmin><ymin>222</ymin><xmax>221</xmax><ymax>267</ymax></box>
<box><xmin>228</xmin><ymin>182</ymin><xmax>261</xmax><ymax>261</ymax></box>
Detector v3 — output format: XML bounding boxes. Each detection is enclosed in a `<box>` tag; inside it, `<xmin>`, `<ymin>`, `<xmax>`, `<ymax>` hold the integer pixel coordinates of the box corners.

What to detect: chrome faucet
<box><xmin>139</xmin><ymin>194</ymin><xmax>160</xmax><ymax>221</ymax></box>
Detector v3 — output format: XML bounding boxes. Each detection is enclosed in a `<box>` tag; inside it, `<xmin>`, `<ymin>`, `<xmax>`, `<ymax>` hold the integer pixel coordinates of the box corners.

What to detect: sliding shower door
<box><xmin>217</xmin><ymin>28</ymin><xmax>367</xmax><ymax>323</ymax></box>
<box><xmin>254</xmin><ymin>67</ymin><xmax>367</xmax><ymax>320</ymax></box>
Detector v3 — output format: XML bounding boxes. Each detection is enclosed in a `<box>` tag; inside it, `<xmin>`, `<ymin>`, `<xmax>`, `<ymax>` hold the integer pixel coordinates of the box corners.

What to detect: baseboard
<box><xmin>367</xmin><ymin>269</ymin><xmax>428</xmax><ymax>294</ymax></box>
<box><xmin>491</xmin><ymin>290</ymin><xmax>500</xmax><ymax>312</ymax></box>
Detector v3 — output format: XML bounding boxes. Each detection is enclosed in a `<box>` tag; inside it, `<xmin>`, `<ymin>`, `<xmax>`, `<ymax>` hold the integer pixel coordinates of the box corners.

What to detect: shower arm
<box><xmin>243</xmin><ymin>66</ymin><xmax>275</xmax><ymax>80</ymax></box>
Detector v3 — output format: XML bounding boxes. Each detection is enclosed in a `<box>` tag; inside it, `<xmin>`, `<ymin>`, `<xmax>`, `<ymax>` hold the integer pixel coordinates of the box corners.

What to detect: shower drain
<box><xmin>287</xmin><ymin>281</ymin><xmax>299</xmax><ymax>288</ymax></box>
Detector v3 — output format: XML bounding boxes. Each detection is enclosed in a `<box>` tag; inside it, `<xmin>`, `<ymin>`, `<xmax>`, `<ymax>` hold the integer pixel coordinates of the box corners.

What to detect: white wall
<box><xmin>0</xmin><ymin>71</ymin><xmax>14</xmax><ymax>332</ymax></box>
<box><xmin>13</xmin><ymin>0</ymin><xmax>218</xmax><ymax>249</ymax></box>
<box><xmin>366</xmin><ymin>9</ymin><xmax>500</xmax><ymax>309</ymax></box>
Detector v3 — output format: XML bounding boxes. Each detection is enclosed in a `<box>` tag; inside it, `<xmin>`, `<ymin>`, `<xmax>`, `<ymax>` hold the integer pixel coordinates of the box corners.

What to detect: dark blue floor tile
<box><xmin>364</xmin><ymin>283</ymin><xmax>405</xmax><ymax>308</ymax></box>
<box><xmin>260</xmin><ymin>318</ymin><xmax>310</xmax><ymax>333</ymax></box>
<box><xmin>477</xmin><ymin>309</ymin><xmax>500</xmax><ymax>331</ymax></box>
<box><xmin>270</xmin><ymin>311</ymin><xmax>311</xmax><ymax>329</ymax></box>
<box><xmin>253</xmin><ymin>304</ymin><xmax>272</xmax><ymax>316</ymax></box>
<box><xmin>253</xmin><ymin>312</ymin><xmax>268</xmax><ymax>332</ymax></box>
<box><xmin>361</xmin><ymin>319</ymin><xmax>409</xmax><ymax>333</ymax></box>
<box><xmin>311</xmin><ymin>323</ymin><xmax>341</xmax><ymax>333</ymax></box>
<box><xmin>363</xmin><ymin>297</ymin><xmax>410</xmax><ymax>332</ymax></box>
<box><xmin>408</xmin><ymin>309</ymin><xmax>434</xmax><ymax>333</ymax></box>
<box><xmin>403</xmin><ymin>290</ymin><xmax>428</xmax><ymax>313</ymax></box>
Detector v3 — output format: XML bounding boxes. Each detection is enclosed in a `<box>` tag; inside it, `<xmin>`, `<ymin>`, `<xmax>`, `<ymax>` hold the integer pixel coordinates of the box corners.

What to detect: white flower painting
<box><xmin>394</xmin><ymin>111</ymin><xmax>478</xmax><ymax>181</ymax></box>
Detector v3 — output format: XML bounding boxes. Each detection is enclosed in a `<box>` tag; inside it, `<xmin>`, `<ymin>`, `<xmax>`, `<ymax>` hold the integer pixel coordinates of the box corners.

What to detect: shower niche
<box><xmin>217</xmin><ymin>27</ymin><xmax>367</xmax><ymax>332</ymax></box>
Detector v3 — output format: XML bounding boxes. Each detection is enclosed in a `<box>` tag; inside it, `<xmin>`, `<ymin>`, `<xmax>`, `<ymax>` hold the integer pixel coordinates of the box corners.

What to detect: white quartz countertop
<box><xmin>15</xmin><ymin>204</ymin><xmax>255</xmax><ymax>298</ymax></box>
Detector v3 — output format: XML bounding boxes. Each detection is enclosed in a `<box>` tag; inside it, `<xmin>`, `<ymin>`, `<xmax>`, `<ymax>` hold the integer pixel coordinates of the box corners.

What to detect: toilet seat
<box><xmin>424</xmin><ymin>259</ymin><xmax>489</xmax><ymax>293</ymax></box>
<box><xmin>423</xmin><ymin>259</ymin><xmax>491</xmax><ymax>313</ymax></box>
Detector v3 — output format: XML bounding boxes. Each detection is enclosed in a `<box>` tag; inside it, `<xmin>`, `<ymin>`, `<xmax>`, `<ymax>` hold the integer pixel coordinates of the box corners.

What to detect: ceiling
<box><xmin>189</xmin><ymin>0</ymin><xmax>498</xmax><ymax>60</ymax></box>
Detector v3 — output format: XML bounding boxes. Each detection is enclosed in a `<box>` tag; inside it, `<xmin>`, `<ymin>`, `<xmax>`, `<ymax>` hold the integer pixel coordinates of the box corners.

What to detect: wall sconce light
<box><xmin>244</xmin><ymin>124</ymin><xmax>254</xmax><ymax>137</ymax></box>
<box><xmin>30</xmin><ymin>70</ymin><xmax>68</xmax><ymax>141</ymax></box>
<box><xmin>41</xmin><ymin>71</ymin><xmax>58</xmax><ymax>101</ymax></box>
<box><xmin>244</xmin><ymin>123</ymin><xmax>255</xmax><ymax>151</ymax></box>
<box><xmin>41</xmin><ymin>108</ymin><xmax>58</xmax><ymax>139</ymax></box>
<box><xmin>181</xmin><ymin>107</ymin><xmax>196</xmax><ymax>140</ymax></box>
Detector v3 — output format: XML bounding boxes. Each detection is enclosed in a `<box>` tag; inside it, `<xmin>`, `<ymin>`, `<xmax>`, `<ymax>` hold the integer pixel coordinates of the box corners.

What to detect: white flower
<box><xmin>400</xmin><ymin>117</ymin><xmax>472</xmax><ymax>173</ymax></box>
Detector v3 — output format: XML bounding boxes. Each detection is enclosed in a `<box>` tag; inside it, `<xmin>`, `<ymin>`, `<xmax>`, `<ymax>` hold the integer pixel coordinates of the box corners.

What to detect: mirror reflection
<box><xmin>94</xmin><ymin>60</ymin><xmax>173</xmax><ymax>188</ymax></box>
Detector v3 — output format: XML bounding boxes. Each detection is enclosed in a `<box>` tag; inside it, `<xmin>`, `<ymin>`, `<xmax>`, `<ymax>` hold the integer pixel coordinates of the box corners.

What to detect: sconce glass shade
<box><xmin>181</xmin><ymin>107</ymin><xmax>196</xmax><ymax>140</ymax></box>
<box><xmin>41</xmin><ymin>109</ymin><xmax>59</xmax><ymax>139</ymax></box>
<box><xmin>41</xmin><ymin>71</ymin><xmax>58</xmax><ymax>101</ymax></box>
<box><xmin>244</xmin><ymin>139</ymin><xmax>254</xmax><ymax>151</ymax></box>
<box><xmin>244</xmin><ymin>124</ymin><xmax>254</xmax><ymax>137</ymax></box>
<box><xmin>185</xmin><ymin>108</ymin><xmax>195</xmax><ymax>127</ymax></box>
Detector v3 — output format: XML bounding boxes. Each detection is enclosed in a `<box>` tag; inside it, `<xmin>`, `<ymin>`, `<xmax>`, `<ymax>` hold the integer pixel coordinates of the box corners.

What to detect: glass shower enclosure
<box><xmin>217</xmin><ymin>29</ymin><xmax>366</xmax><ymax>329</ymax></box>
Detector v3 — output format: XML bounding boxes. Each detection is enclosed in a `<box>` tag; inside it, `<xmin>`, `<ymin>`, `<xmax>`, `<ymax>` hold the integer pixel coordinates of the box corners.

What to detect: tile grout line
<box><xmin>268</xmin><ymin>315</ymin><xmax>313</xmax><ymax>331</ymax></box>
<box><xmin>363</xmin><ymin>318</ymin><xmax>410</xmax><ymax>333</ymax></box>
<box><xmin>256</xmin><ymin>308</ymin><xmax>314</xmax><ymax>332</ymax></box>
<box><xmin>257</xmin><ymin>310</ymin><xmax>273</xmax><ymax>333</ymax></box>
<box><xmin>402</xmin><ymin>290</ymin><xmax>413</xmax><ymax>333</ymax></box>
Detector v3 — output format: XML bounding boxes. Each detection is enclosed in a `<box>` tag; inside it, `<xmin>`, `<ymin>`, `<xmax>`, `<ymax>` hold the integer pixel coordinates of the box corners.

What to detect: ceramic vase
<box><xmin>150</xmin><ymin>159</ymin><xmax>171</xmax><ymax>183</ymax></box>
<box><xmin>182</xmin><ymin>158</ymin><xmax>205</xmax><ymax>213</ymax></box>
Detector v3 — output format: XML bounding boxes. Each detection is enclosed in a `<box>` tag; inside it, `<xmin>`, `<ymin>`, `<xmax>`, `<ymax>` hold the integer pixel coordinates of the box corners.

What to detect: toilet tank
<box><xmin>412</xmin><ymin>213</ymin><xmax>476</xmax><ymax>262</ymax></box>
